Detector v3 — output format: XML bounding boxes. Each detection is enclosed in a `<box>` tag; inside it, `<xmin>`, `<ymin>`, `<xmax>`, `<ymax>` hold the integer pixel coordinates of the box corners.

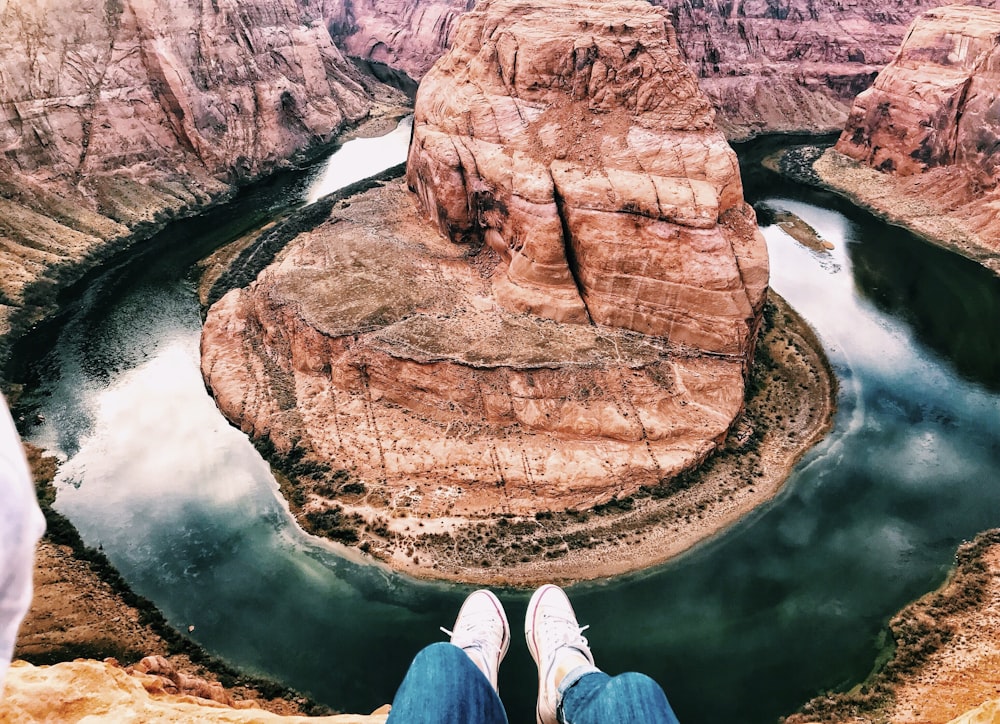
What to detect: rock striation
<box><xmin>822</xmin><ymin>4</ymin><xmax>1000</xmax><ymax>262</ymax></box>
<box><xmin>321</xmin><ymin>0</ymin><xmax>999</xmax><ymax>139</ymax></box>
<box><xmin>836</xmin><ymin>5</ymin><xmax>1000</xmax><ymax>184</ymax></box>
<box><xmin>202</xmin><ymin>0</ymin><xmax>767</xmax><ymax>523</ymax></box>
<box><xmin>0</xmin><ymin>0</ymin><xmax>402</xmax><ymax>343</ymax></box>
<box><xmin>406</xmin><ymin>0</ymin><xmax>767</xmax><ymax>355</ymax></box>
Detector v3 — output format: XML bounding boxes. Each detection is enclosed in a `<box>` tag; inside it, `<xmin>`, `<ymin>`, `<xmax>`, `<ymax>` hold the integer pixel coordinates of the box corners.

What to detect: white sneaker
<box><xmin>441</xmin><ymin>589</ymin><xmax>510</xmax><ymax>691</ymax></box>
<box><xmin>525</xmin><ymin>584</ymin><xmax>597</xmax><ymax>724</ymax></box>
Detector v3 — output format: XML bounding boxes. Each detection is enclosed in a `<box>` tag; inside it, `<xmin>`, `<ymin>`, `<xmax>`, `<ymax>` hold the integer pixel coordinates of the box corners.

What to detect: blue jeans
<box><xmin>385</xmin><ymin>643</ymin><xmax>681</xmax><ymax>724</ymax></box>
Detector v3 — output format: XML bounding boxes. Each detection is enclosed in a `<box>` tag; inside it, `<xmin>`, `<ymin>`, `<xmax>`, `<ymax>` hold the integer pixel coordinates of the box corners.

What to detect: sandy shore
<box><xmin>780</xmin><ymin>146</ymin><xmax>1000</xmax><ymax>278</ymax></box>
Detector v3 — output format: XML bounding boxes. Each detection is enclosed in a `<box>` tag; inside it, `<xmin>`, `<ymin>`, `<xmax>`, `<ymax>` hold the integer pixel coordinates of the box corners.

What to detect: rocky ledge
<box><xmin>787</xmin><ymin>530</ymin><xmax>1000</xmax><ymax>724</ymax></box>
<box><xmin>202</xmin><ymin>0</ymin><xmax>785</xmax><ymax>579</ymax></box>
<box><xmin>1</xmin><ymin>659</ymin><xmax>387</xmax><ymax>723</ymax></box>
<box><xmin>816</xmin><ymin>5</ymin><xmax>1000</xmax><ymax>272</ymax></box>
<box><xmin>0</xmin><ymin>0</ymin><xmax>404</xmax><ymax>350</ymax></box>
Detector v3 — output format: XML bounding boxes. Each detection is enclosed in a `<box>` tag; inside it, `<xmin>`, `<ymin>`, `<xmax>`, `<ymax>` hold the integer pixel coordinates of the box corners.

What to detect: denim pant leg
<box><xmin>558</xmin><ymin>670</ymin><xmax>681</xmax><ymax>724</ymax></box>
<box><xmin>386</xmin><ymin>642</ymin><xmax>509</xmax><ymax>724</ymax></box>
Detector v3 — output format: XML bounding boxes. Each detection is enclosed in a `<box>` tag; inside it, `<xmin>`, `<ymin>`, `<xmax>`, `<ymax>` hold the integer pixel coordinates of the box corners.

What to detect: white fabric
<box><xmin>0</xmin><ymin>396</ymin><xmax>44</xmax><ymax>692</ymax></box>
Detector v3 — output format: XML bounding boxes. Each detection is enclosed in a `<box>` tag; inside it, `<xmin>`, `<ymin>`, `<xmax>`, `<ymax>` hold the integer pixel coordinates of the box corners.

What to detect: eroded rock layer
<box><xmin>407</xmin><ymin>0</ymin><xmax>768</xmax><ymax>357</ymax></box>
<box><xmin>836</xmin><ymin>5</ymin><xmax>1000</xmax><ymax>182</ymax></box>
<box><xmin>830</xmin><ymin>4</ymin><xmax>1000</xmax><ymax>255</ymax></box>
<box><xmin>321</xmin><ymin>0</ymin><xmax>999</xmax><ymax>139</ymax></box>
<box><xmin>0</xmin><ymin>0</ymin><xmax>400</xmax><ymax>339</ymax></box>
<box><xmin>201</xmin><ymin>181</ymin><xmax>749</xmax><ymax>516</ymax></box>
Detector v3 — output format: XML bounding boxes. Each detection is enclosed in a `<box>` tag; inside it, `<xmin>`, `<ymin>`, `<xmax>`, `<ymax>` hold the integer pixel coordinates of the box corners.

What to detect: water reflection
<box><xmin>15</xmin><ymin>140</ymin><xmax>1000</xmax><ymax>724</ymax></box>
<box><xmin>848</xmin><ymin>223</ymin><xmax>1000</xmax><ymax>391</ymax></box>
<box><xmin>303</xmin><ymin>116</ymin><xmax>413</xmax><ymax>205</ymax></box>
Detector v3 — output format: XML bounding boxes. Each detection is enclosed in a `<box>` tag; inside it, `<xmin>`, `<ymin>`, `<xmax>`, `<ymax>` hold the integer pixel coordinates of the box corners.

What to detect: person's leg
<box><xmin>558</xmin><ymin>669</ymin><xmax>680</xmax><ymax>724</ymax></box>
<box><xmin>526</xmin><ymin>584</ymin><xmax>680</xmax><ymax>724</ymax></box>
<box><xmin>387</xmin><ymin>589</ymin><xmax>510</xmax><ymax>724</ymax></box>
<box><xmin>386</xmin><ymin>642</ymin><xmax>508</xmax><ymax>724</ymax></box>
<box><xmin>0</xmin><ymin>394</ymin><xmax>46</xmax><ymax>693</ymax></box>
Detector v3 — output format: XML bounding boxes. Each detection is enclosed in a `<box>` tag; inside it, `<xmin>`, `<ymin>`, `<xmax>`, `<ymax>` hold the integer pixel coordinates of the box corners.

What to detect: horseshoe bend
<box><xmin>200</xmin><ymin>0</ymin><xmax>833</xmax><ymax>583</ymax></box>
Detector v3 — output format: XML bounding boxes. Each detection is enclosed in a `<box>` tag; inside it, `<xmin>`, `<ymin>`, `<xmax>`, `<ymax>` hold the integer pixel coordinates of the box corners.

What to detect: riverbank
<box><xmin>786</xmin><ymin>529</ymin><xmax>1000</xmax><ymax>724</ymax></box>
<box><xmin>770</xmin><ymin>146</ymin><xmax>1000</xmax><ymax>278</ymax></box>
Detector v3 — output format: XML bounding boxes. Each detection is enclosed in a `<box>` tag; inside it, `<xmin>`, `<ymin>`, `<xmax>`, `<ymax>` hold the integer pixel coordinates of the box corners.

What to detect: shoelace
<box><xmin>440</xmin><ymin>612</ymin><xmax>505</xmax><ymax>648</ymax></box>
<box><xmin>537</xmin><ymin>610</ymin><xmax>591</xmax><ymax>660</ymax></box>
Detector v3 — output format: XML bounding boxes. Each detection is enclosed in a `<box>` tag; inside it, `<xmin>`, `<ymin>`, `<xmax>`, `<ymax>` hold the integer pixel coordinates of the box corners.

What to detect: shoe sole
<box><xmin>525</xmin><ymin>584</ymin><xmax>565</xmax><ymax>724</ymax></box>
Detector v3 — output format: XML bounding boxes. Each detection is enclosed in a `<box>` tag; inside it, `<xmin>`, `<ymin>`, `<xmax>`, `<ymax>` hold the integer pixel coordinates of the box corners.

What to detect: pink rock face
<box><xmin>0</xmin><ymin>0</ymin><xmax>393</xmax><ymax>331</ymax></box>
<box><xmin>406</xmin><ymin>0</ymin><xmax>768</xmax><ymax>357</ymax></box>
<box><xmin>322</xmin><ymin>0</ymin><xmax>999</xmax><ymax>138</ymax></box>
<box><xmin>836</xmin><ymin>5</ymin><xmax>1000</xmax><ymax>187</ymax></box>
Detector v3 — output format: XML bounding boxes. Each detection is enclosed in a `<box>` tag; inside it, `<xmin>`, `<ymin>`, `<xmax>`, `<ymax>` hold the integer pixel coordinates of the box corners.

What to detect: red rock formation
<box><xmin>0</xmin><ymin>0</ymin><xmax>401</xmax><ymax>338</ymax></box>
<box><xmin>202</xmin><ymin>0</ymin><xmax>766</xmax><ymax>520</ymax></box>
<box><xmin>201</xmin><ymin>182</ymin><xmax>750</xmax><ymax>516</ymax></box>
<box><xmin>407</xmin><ymin>0</ymin><xmax>768</xmax><ymax>356</ymax></box>
<box><xmin>832</xmin><ymin>4</ymin><xmax>1000</xmax><ymax>252</ymax></box>
<box><xmin>837</xmin><ymin>5</ymin><xmax>1000</xmax><ymax>182</ymax></box>
<box><xmin>322</xmin><ymin>0</ymin><xmax>999</xmax><ymax>139</ymax></box>
<box><xmin>0</xmin><ymin>659</ymin><xmax>388</xmax><ymax>723</ymax></box>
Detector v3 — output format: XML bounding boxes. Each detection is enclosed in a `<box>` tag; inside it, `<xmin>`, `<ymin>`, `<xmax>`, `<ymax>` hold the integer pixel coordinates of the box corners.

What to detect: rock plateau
<box><xmin>0</xmin><ymin>0</ymin><xmax>402</xmax><ymax>344</ymax></box>
<box><xmin>201</xmin><ymin>0</ymin><xmax>768</xmax><ymax>525</ymax></box>
<box><xmin>818</xmin><ymin>4</ymin><xmax>1000</xmax><ymax>267</ymax></box>
<box><xmin>320</xmin><ymin>0</ymin><xmax>1000</xmax><ymax>139</ymax></box>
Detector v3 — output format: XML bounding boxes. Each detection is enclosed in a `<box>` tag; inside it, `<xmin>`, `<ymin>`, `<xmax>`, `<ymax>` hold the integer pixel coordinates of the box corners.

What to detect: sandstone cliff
<box><xmin>406</xmin><ymin>0</ymin><xmax>767</xmax><ymax>354</ymax></box>
<box><xmin>0</xmin><ymin>659</ymin><xmax>387</xmax><ymax>723</ymax></box>
<box><xmin>202</xmin><ymin>0</ymin><xmax>767</xmax><ymax>541</ymax></box>
<box><xmin>816</xmin><ymin>4</ymin><xmax>1000</xmax><ymax>268</ymax></box>
<box><xmin>320</xmin><ymin>0</ymin><xmax>999</xmax><ymax>139</ymax></box>
<box><xmin>836</xmin><ymin>5</ymin><xmax>1000</xmax><ymax>184</ymax></box>
<box><xmin>0</xmin><ymin>0</ymin><xmax>402</xmax><ymax>344</ymax></box>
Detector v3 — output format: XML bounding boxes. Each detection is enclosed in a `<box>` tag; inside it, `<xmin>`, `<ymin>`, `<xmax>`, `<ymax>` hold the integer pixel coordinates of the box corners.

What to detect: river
<box><xmin>12</xmin><ymin>125</ymin><xmax>1000</xmax><ymax>723</ymax></box>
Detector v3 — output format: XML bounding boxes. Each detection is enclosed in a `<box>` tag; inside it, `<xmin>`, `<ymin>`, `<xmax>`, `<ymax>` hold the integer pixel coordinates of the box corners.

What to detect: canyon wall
<box><xmin>320</xmin><ymin>0</ymin><xmax>999</xmax><ymax>139</ymax></box>
<box><xmin>836</xmin><ymin>4</ymin><xmax>1000</xmax><ymax>186</ymax></box>
<box><xmin>0</xmin><ymin>0</ymin><xmax>400</xmax><ymax>343</ymax></box>
<box><xmin>815</xmin><ymin>4</ymin><xmax>1000</xmax><ymax>265</ymax></box>
<box><xmin>202</xmin><ymin>0</ymin><xmax>766</xmax><ymax>526</ymax></box>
